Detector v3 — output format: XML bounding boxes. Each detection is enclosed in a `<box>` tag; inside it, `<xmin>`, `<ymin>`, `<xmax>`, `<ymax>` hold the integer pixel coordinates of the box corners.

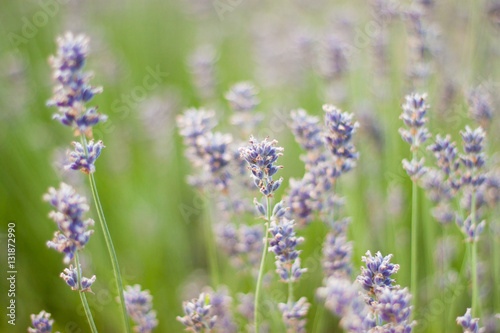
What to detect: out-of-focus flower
<box><xmin>123</xmin><ymin>285</ymin><xmax>158</xmax><ymax>333</ymax></box>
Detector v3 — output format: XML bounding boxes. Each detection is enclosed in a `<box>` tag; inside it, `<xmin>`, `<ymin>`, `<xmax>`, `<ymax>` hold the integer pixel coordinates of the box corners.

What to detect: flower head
<box><xmin>123</xmin><ymin>285</ymin><xmax>159</xmax><ymax>333</ymax></box>
<box><xmin>456</xmin><ymin>308</ymin><xmax>485</xmax><ymax>333</ymax></box>
<box><xmin>239</xmin><ymin>136</ymin><xmax>284</xmax><ymax>197</ymax></box>
<box><xmin>47</xmin><ymin>32</ymin><xmax>106</xmax><ymax>135</ymax></box>
<box><xmin>357</xmin><ymin>251</ymin><xmax>400</xmax><ymax>293</ymax></box>
<box><xmin>225</xmin><ymin>81</ymin><xmax>260</xmax><ymax>112</ymax></box>
<box><xmin>290</xmin><ymin>109</ymin><xmax>323</xmax><ymax>152</ymax></box>
<box><xmin>28</xmin><ymin>310</ymin><xmax>59</xmax><ymax>333</ymax></box>
<box><xmin>60</xmin><ymin>265</ymin><xmax>96</xmax><ymax>293</ymax></box>
<box><xmin>66</xmin><ymin>140</ymin><xmax>104</xmax><ymax>174</ymax></box>
<box><xmin>43</xmin><ymin>183</ymin><xmax>94</xmax><ymax>263</ymax></box>
<box><xmin>278</xmin><ymin>297</ymin><xmax>310</xmax><ymax>333</ymax></box>
<box><xmin>323</xmin><ymin>104</ymin><xmax>359</xmax><ymax>163</ymax></box>
<box><xmin>399</xmin><ymin>93</ymin><xmax>430</xmax><ymax>149</ymax></box>
<box><xmin>375</xmin><ymin>287</ymin><xmax>413</xmax><ymax>324</ymax></box>
<box><xmin>177</xmin><ymin>293</ymin><xmax>217</xmax><ymax>332</ymax></box>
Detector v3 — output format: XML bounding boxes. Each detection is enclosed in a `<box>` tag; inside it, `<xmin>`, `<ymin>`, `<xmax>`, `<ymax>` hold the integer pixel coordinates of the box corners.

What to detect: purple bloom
<box><xmin>43</xmin><ymin>183</ymin><xmax>94</xmax><ymax>264</ymax></box>
<box><xmin>456</xmin><ymin>215</ymin><xmax>486</xmax><ymax>243</ymax></box>
<box><xmin>428</xmin><ymin>134</ymin><xmax>460</xmax><ymax>177</ymax></box>
<box><xmin>399</xmin><ymin>93</ymin><xmax>430</xmax><ymax>149</ymax></box>
<box><xmin>375</xmin><ymin>287</ymin><xmax>413</xmax><ymax>324</ymax></box>
<box><xmin>460</xmin><ymin>126</ymin><xmax>487</xmax><ymax>188</ymax></box>
<box><xmin>239</xmin><ymin>136</ymin><xmax>284</xmax><ymax>197</ymax></box>
<box><xmin>268</xmin><ymin>217</ymin><xmax>306</xmax><ymax>282</ymax></box>
<box><xmin>66</xmin><ymin>140</ymin><xmax>104</xmax><ymax>174</ymax></box>
<box><xmin>28</xmin><ymin>310</ymin><xmax>59</xmax><ymax>333</ymax></box>
<box><xmin>177</xmin><ymin>292</ymin><xmax>217</xmax><ymax>332</ymax></box>
<box><xmin>47</xmin><ymin>32</ymin><xmax>106</xmax><ymax>135</ymax></box>
<box><xmin>290</xmin><ymin>109</ymin><xmax>323</xmax><ymax>152</ymax></box>
<box><xmin>402</xmin><ymin>158</ymin><xmax>427</xmax><ymax>181</ymax></box>
<box><xmin>322</xmin><ymin>232</ymin><xmax>353</xmax><ymax>278</ymax></box>
<box><xmin>323</xmin><ymin>104</ymin><xmax>359</xmax><ymax>165</ymax></box>
<box><xmin>177</xmin><ymin>108</ymin><xmax>216</xmax><ymax>146</ymax></box>
<box><xmin>317</xmin><ymin>276</ymin><xmax>374</xmax><ymax>332</ymax></box>
<box><xmin>278</xmin><ymin>297</ymin><xmax>310</xmax><ymax>333</ymax></box>
<box><xmin>225</xmin><ymin>81</ymin><xmax>260</xmax><ymax>112</ymax></box>
<box><xmin>456</xmin><ymin>308</ymin><xmax>485</xmax><ymax>333</ymax></box>
<box><xmin>466</xmin><ymin>85</ymin><xmax>493</xmax><ymax>129</ymax></box>
<box><xmin>195</xmin><ymin>132</ymin><xmax>233</xmax><ymax>191</ymax></box>
<box><xmin>60</xmin><ymin>265</ymin><xmax>96</xmax><ymax>293</ymax></box>
<box><xmin>123</xmin><ymin>285</ymin><xmax>159</xmax><ymax>333</ymax></box>
<box><xmin>357</xmin><ymin>251</ymin><xmax>400</xmax><ymax>293</ymax></box>
<box><xmin>205</xmin><ymin>286</ymin><xmax>237</xmax><ymax>333</ymax></box>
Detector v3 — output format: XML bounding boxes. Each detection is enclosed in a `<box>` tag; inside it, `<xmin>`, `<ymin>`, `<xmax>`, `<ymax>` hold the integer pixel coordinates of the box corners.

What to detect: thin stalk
<box><xmin>74</xmin><ymin>253</ymin><xmax>98</xmax><ymax>333</ymax></box>
<box><xmin>81</xmin><ymin>135</ymin><xmax>131</xmax><ymax>333</ymax></box>
<box><xmin>410</xmin><ymin>150</ymin><xmax>418</xmax><ymax>317</ymax></box>
<box><xmin>311</xmin><ymin>303</ymin><xmax>325</xmax><ymax>333</ymax></box>
<box><xmin>494</xmin><ymin>226</ymin><xmax>500</xmax><ymax>312</ymax></box>
<box><xmin>288</xmin><ymin>281</ymin><xmax>294</xmax><ymax>307</ymax></box>
<box><xmin>203</xmin><ymin>194</ymin><xmax>219</xmax><ymax>286</ymax></box>
<box><xmin>254</xmin><ymin>196</ymin><xmax>271</xmax><ymax>333</ymax></box>
<box><xmin>470</xmin><ymin>191</ymin><xmax>479</xmax><ymax>316</ymax></box>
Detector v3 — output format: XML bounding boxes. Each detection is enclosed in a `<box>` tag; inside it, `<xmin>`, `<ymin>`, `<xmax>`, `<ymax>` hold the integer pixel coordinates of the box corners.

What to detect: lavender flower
<box><xmin>47</xmin><ymin>32</ymin><xmax>106</xmax><ymax>136</ymax></box>
<box><xmin>375</xmin><ymin>287</ymin><xmax>413</xmax><ymax>325</ymax></box>
<box><xmin>460</xmin><ymin>126</ymin><xmax>487</xmax><ymax>188</ymax></box>
<box><xmin>237</xmin><ymin>293</ymin><xmax>255</xmax><ymax>322</ymax></box>
<box><xmin>278</xmin><ymin>297</ymin><xmax>310</xmax><ymax>333</ymax></box>
<box><xmin>322</xmin><ymin>232</ymin><xmax>353</xmax><ymax>278</ymax></box>
<box><xmin>177</xmin><ymin>108</ymin><xmax>216</xmax><ymax>146</ymax></box>
<box><xmin>322</xmin><ymin>104</ymin><xmax>359</xmax><ymax>168</ymax></box>
<box><xmin>456</xmin><ymin>216</ymin><xmax>486</xmax><ymax>243</ymax></box>
<box><xmin>457</xmin><ymin>308</ymin><xmax>485</xmax><ymax>333</ymax></box>
<box><xmin>43</xmin><ymin>183</ymin><xmax>94</xmax><ymax>264</ymax></box>
<box><xmin>289</xmin><ymin>109</ymin><xmax>323</xmax><ymax>152</ymax></box>
<box><xmin>206</xmin><ymin>286</ymin><xmax>237</xmax><ymax>333</ymax></box>
<box><xmin>65</xmin><ymin>140</ymin><xmax>104</xmax><ymax>174</ymax></box>
<box><xmin>317</xmin><ymin>277</ymin><xmax>374</xmax><ymax>332</ymax></box>
<box><xmin>60</xmin><ymin>265</ymin><xmax>96</xmax><ymax>293</ymax></box>
<box><xmin>285</xmin><ymin>177</ymin><xmax>316</xmax><ymax>227</ymax></box>
<box><xmin>268</xmin><ymin>217</ymin><xmax>306</xmax><ymax>282</ymax></box>
<box><xmin>225</xmin><ymin>82</ymin><xmax>260</xmax><ymax>112</ymax></box>
<box><xmin>357</xmin><ymin>251</ymin><xmax>400</xmax><ymax>293</ymax></box>
<box><xmin>399</xmin><ymin>93</ymin><xmax>430</xmax><ymax>149</ymax></box>
<box><xmin>28</xmin><ymin>311</ymin><xmax>60</xmax><ymax>333</ymax></box>
<box><xmin>466</xmin><ymin>85</ymin><xmax>493</xmax><ymax>129</ymax></box>
<box><xmin>177</xmin><ymin>293</ymin><xmax>217</xmax><ymax>332</ymax></box>
<box><xmin>239</xmin><ymin>136</ymin><xmax>284</xmax><ymax>197</ymax></box>
<box><xmin>195</xmin><ymin>132</ymin><xmax>233</xmax><ymax>191</ymax></box>
<box><xmin>123</xmin><ymin>285</ymin><xmax>158</xmax><ymax>333</ymax></box>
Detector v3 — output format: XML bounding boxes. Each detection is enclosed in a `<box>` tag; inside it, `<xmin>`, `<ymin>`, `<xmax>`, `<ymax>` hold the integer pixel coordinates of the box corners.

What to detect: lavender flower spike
<box><xmin>457</xmin><ymin>308</ymin><xmax>485</xmax><ymax>333</ymax></box>
<box><xmin>177</xmin><ymin>292</ymin><xmax>217</xmax><ymax>332</ymax></box>
<box><xmin>43</xmin><ymin>183</ymin><xmax>94</xmax><ymax>264</ymax></box>
<box><xmin>225</xmin><ymin>81</ymin><xmax>260</xmax><ymax>112</ymax></box>
<box><xmin>357</xmin><ymin>251</ymin><xmax>400</xmax><ymax>293</ymax></box>
<box><xmin>28</xmin><ymin>310</ymin><xmax>60</xmax><ymax>333</ymax></box>
<box><xmin>289</xmin><ymin>109</ymin><xmax>323</xmax><ymax>152</ymax></box>
<box><xmin>60</xmin><ymin>265</ymin><xmax>96</xmax><ymax>293</ymax></box>
<box><xmin>268</xmin><ymin>217</ymin><xmax>306</xmax><ymax>282</ymax></box>
<box><xmin>278</xmin><ymin>297</ymin><xmax>310</xmax><ymax>333</ymax></box>
<box><xmin>399</xmin><ymin>93</ymin><xmax>430</xmax><ymax>149</ymax></box>
<box><xmin>47</xmin><ymin>32</ymin><xmax>106</xmax><ymax>136</ymax></box>
<box><xmin>239</xmin><ymin>136</ymin><xmax>284</xmax><ymax>197</ymax></box>
<box><xmin>66</xmin><ymin>139</ymin><xmax>105</xmax><ymax>174</ymax></box>
<box><xmin>323</xmin><ymin>104</ymin><xmax>359</xmax><ymax>162</ymax></box>
<box><xmin>123</xmin><ymin>285</ymin><xmax>159</xmax><ymax>333</ymax></box>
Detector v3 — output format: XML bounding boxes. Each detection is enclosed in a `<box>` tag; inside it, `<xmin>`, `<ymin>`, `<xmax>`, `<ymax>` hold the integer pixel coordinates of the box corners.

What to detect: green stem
<box><xmin>74</xmin><ymin>253</ymin><xmax>98</xmax><ymax>333</ymax></box>
<box><xmin>81</xmin><ymin>135</ymin><xmax>131</xmax><ymax>333</ymax></box>
<box><xmin>288</xmin><ymin>281</ymin><xmax>294</xmax><ymax>307</ymax></box>
<box><xmin>203</xmin><ymin>194</ymin><xmax>219</xmax><ymax>286</ymax></box>
<box><xmin>470</xmin><ymin>191</ymin><xmax>479</xmax><ymax>317</ymax></box>
<box><xmin>311</xmin><ymin>304</ymin><xmax>325</xmax><ymax>333</ymax></box>
<box><xmin>254</xmin><ymin>196</ymin><xmax>271</xmax><ymax>333</ymax></box>
<box><xmin>410</xmin><ymin>151</ymin><xmax>418</xmax><ymax>317</ymax></box>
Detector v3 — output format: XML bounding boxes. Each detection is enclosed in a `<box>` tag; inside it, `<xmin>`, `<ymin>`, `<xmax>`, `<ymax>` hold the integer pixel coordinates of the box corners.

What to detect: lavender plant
<box><xmin>43</xmin><ymin>183</ymin><xmax>97</xmax><ymax>332</ymax></box>
<box><xmin>123</xmin><ymin>285</ymin><xmax>159</xmax><ymax>333</ymax></box>
<box><xmin>399</xmin><ymin>92</ymin><xmax>430</xmax><ymax>312</ymax></box>
<box><xmin>46</xmin><ymin>32</ymin><xmax>130</xmax><ymax>332</ymax></box>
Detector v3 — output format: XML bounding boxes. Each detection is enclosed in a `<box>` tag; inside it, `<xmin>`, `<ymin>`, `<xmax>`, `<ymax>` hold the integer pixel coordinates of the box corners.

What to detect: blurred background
<box><xmin>1</xmin><ymin>0</ymin><xmax>500</xmax><ymax>332</ymax></box>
